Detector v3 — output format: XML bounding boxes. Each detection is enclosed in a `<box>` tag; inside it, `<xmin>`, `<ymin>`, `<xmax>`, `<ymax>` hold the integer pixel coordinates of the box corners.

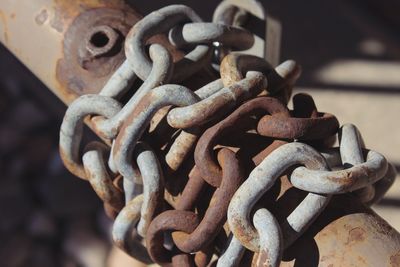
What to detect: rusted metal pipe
<box><xmin>278</xmin><ymin>193</ymin><xmax>400</xmax><ymax>267</ymax></box>
<box><xmin>0</xmin><ymin>0</ymin><xmax>142</xmax><ymax>104</ymax></box>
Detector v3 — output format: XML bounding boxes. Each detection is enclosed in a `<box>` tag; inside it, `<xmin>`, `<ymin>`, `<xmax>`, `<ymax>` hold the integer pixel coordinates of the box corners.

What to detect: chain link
<box><xmin>125</xmin><ymin>5</ymin><xmax>211</xmax><ymax>82</ymax></box>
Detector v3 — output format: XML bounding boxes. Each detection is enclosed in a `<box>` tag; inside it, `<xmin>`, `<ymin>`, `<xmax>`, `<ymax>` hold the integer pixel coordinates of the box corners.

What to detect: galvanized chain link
<box><xmin>58</xmin><ymin>1</ymin><xmax>396</xmax><ymax>267</ymax></box>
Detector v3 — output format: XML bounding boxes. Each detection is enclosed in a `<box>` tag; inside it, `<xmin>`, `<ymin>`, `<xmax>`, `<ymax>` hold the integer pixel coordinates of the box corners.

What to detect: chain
<box><xmin>58</xmin><ymin>2</ymin><xmax>396</xmax><ymax>267</ymax></box>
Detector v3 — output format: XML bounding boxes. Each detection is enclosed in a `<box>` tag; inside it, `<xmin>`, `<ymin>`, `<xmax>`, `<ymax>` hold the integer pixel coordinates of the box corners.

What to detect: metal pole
<box><xmin>0</xmin><ymin>0</ymin><xmax>142</xmax><ymax>104</ymax></box>
<box><xmin>274</xmin><ymin>180</ymin><xmax>400</xmax><ymax>266</ymax></box>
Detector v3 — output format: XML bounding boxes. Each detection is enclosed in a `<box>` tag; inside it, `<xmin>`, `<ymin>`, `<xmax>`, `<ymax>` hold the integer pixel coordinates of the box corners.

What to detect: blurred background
<box><xmin>0</xmin><ymin>0</ymin><xmax>399</xmax><ymax>266</ymax></box>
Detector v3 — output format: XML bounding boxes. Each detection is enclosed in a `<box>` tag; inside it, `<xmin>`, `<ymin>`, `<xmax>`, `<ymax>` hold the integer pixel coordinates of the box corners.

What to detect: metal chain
<box><xmin>58</xmin><ymin>2</ymin><xmax>396</xmax><ymax>267</ymax></box>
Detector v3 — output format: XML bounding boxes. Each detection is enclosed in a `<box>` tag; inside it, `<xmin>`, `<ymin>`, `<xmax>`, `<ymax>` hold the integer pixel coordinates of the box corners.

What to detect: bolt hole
<box><xmin>90</xmin><ymin>31</ymin><xmax>110</xmax><ymax>48</ymax></box>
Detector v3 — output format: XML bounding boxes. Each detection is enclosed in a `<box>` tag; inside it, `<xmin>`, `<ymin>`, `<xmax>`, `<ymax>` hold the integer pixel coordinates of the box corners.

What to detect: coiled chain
<box><xmin>59</xmin><ymin>2</ymin><xmax>396</xmax><ymax>267</ymax></box>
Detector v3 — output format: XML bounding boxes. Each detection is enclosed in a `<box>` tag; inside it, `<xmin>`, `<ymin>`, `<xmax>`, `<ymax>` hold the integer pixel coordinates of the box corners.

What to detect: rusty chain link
<box><xmin>171</xmin><ymin>148</ymin><xmax>244</xmax><ymax>253</ymax></box>
<box><xmin>58</xmin><ymin>1</ymin><xmax>397</xmax><ymax>266</ymax></box>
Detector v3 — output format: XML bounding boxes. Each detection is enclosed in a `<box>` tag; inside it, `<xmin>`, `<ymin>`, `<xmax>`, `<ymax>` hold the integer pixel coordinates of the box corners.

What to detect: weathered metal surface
<box><xmin>5</xmin><ymin>1</ymin><xmax>398</xmax><ymax>266</ymax></box>
<box><xmin>340</xmin><ymin>123</ymin><xmax>376</xmax><ymax>203</ymax></box>
<box><xmin>228</xmin><ymin>142</ymin><xmax>331</xmax><ymax>252</ymax></box>
<box><xmin>167</xmin><ymin>71</ymin><xmax>268</xmax><ymax>129</ymax></box>
<box><xmin>165</xmin><ymin>129</ymin><xmax>200</xmax><ymax>172</ymax></box>
<box><xmin>57</xmin><ymin>6</ymin><xmax>139</xmax><ymax>100</ymax></box>
<box><xmin>164</xmin><ymin>79</ymin><xmax>225</xmax><ymax>171</ymax></box>
<box><xmin>146</xmin><ymin>210</ymin><xmax>200</xmax><ymax>266</ymax></box>
<box><xmin>112</xmin><ymin>194</ymin><xmax>153</xmax><ymax>264</ymax></box>
<box><xmin>112</xmin><ymin>84</ymin><xmax>200</xmax><ymax>192</ymax></box>
<box><xmin>291</xmin><ymin>148</ymin><xmax>388</xmax><ymax>194</ymax></box>
<box><xmin>175</xmin><ymin>167</ymin><xmax>207</xmax><ymax>212</ymax></box>
<box><xmin>169</xmin><ymin>22</ymin><xmax>254</xmax><ymax>50</ymax></box>
<box><xmin>0</xmin><ymin>1</ymin><xmax>214</xmax><ymax>106</ymax></box>
<box><xmin>132</xmin><ymin>142</ymin><xmax>164</xmax><ymax>237</ymax></box>
<box><xmin>212</xmin><ymin>0</ymin><xmax>267</xmax><ymax>60</ymax></box>
<box><xmin>220</xmin><ymin>54</ymin><xmax>301</xmax><ymax>104</ymax></box>
<box><xmin>171</xmin><ymin>148</ymin><xmax>244</xmax><ymax>253</ymax></box>
<box><xmin>217</xmin><ymin>235</ymin><xmax>246</xmax><ymax>267</ymax></box>
<box><xmin>92</xmin><ymin>43</ymin><xmax>173</xmax><ymax>139</ymax></box>
<box><xmin>194</xmin><ymin>96</ymin><xmax>290</xmax><ymax>187</ymax></box>
<box><xmin>124</xmin><ymin>4</ymin><xmax>212</xmax><ymax>82</ymax></box>
<box><xmin>194</xmin><ymin>95</ymin><xmax>338</xmax><ymax>188</ymax></box>
<box><xmin>0</xmin><ymin>0</ymin><xmax>141</xmax><ymax>104</ymax></box>
<box><xmin>278</xmin><ymin>193</ymin><xmax>400</xmax><ymax>267</ymax></box>
<box><xmin>290</xmin><ymin>124</ymin><xmax>389</xmax><ymax>196</ymax></box>
<box><xmin>82</xmin><ymin>141</ymin><xmax>124</xmax><ymax>212</ymax></box>
<box><xmin>252</xmin><ymin>208</ymin><xmax>283</xmax><ymax>267</ymax></box>
<box><xmin>257</xmin><ymin>94</ymin><xmax>339</xmax><ymax>140</ymax></box>
<box><xmin>59</xmin><ymin>94</ymin><xmax>122</xmax><ymax>179</ymax></box>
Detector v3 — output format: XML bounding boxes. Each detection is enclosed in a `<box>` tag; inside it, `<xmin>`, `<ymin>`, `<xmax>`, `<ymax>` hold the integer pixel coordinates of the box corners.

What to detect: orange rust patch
<box><xmin>390</xmin><ymin>253</ymin><xmax>400</xmax><ymax>267</ymax></box>
<box><xmin>321</xmin><ymin>255</ymin><xmax>335</xmax><ymax>262</ymax></box>
<box><xmin>113</xmin><ymin>94</ymin><xmax>153</xmax><ymax>156</ymax></box>
<box><xmin>255</xmin><ymin>249</ymin><xmax>271</xmax><ymax>267</ymax></box>
<box><xmin>347</xmin><ymin>227</ymin><xmax>366</xmax><ymax>244</ymax></box>
<box><xmin>50</xmin><ymin>0</ymin><xmax>119</xmax><ymax>33</ymax></box>
<box><xmin>53</xmin><ymin>0</ymin><xmax>125</xmax><ymax>21</ymax></box>
<box><xmin>0</xmin><ymin>10</ymin><xmax>9</xmax><ymax>44</ymax></box>
<box><xmin>59</xmin><ymin>145</ymin><xmax>86</xmax><ymax>179</ymax></box>
<box><xmin>231</xmin><ymin>217</ymin><xmax>254</xmax><ymax>245</ymax></box>
<box><xmin>357</xmin><ymin>256</ymin><xmax>367</xmax><ymax>265</ymax></box>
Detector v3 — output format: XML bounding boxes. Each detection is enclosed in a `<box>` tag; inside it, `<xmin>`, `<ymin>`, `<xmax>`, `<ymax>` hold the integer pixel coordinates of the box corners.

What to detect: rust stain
<box><xmin>113</xmin><ymin>93</ymin><xmax>153</xmax><ymax>156</ymax></box>
<box><xmin>55</xmin><ymin>59</ymin><xmax>76</xmax><ymax>100</ymax></box>
<box><xmin>59</xmin><ymin>145</ymin><xmax>86</xmax><ymax>179</ymax></box>
<box><xmin>51</xmin><ymin>0</ymin><xmax>113</xmax><ymax>33</ymax></box>
<box><xmin>0</xmin><ymin>10</ymin><xmax>9</xmax><ymax>44</ymax></box>
<box><xmin>255</xmin><ymin>249</ymin><xmax>271</xmax><ymax>267</ymax></box>
<box><xmin>358</xmin><ymin>256</ymin><xmax>367</xmax><ymax>265</ymax></box>
<box><xmin>53</xmin><ymin>0</ymin><xmax>93</xmax><ymax>19</ymax></box>
<box><xmin>231</xmin><ymin>217</ymin><xmax>254</xmax><ymax>245</ymax></box>
<box><xmin>320</xmin><ymin>255</ymin><xmax>335</xmax><ymax>262</ymax></box>
<box><xmin>347</xmin><ymin>227</ymin><xmax>366</xmax><ymax>244</ymax></box>
<box><xmin>53</xmin><ymin>0</ymin><xmax>124</xmax><ymax>19</ymax></box>
<box><xmin>390</xmin><ymin>253</ymin><xmax>400</xmax><ymax>267</ymax></box>
<box><xmin>35</xmin><ymin>9</ymin><xmax>48</xmax><ymax>26</ymax></box>
<box><xmin>103</xmin><ymin>202</ymin><xmax>118</xmax><ymax>219</ymax></box>
<box><xmin>55</xmin><ymin>2</ymin><xmax>140</xmax><ymax>100</ymax></box>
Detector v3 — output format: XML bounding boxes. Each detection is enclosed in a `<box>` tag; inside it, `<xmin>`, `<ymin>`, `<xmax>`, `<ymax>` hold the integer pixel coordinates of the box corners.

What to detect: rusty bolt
<box><xmin>77</xmin><ymin>24</ymin><xmax>124</xmax><ymax>71</ymax></box>
<box><xmin>85</xmin><ymin>25</ymin><xmax>120</xmax><ymax>58</ymax></box>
